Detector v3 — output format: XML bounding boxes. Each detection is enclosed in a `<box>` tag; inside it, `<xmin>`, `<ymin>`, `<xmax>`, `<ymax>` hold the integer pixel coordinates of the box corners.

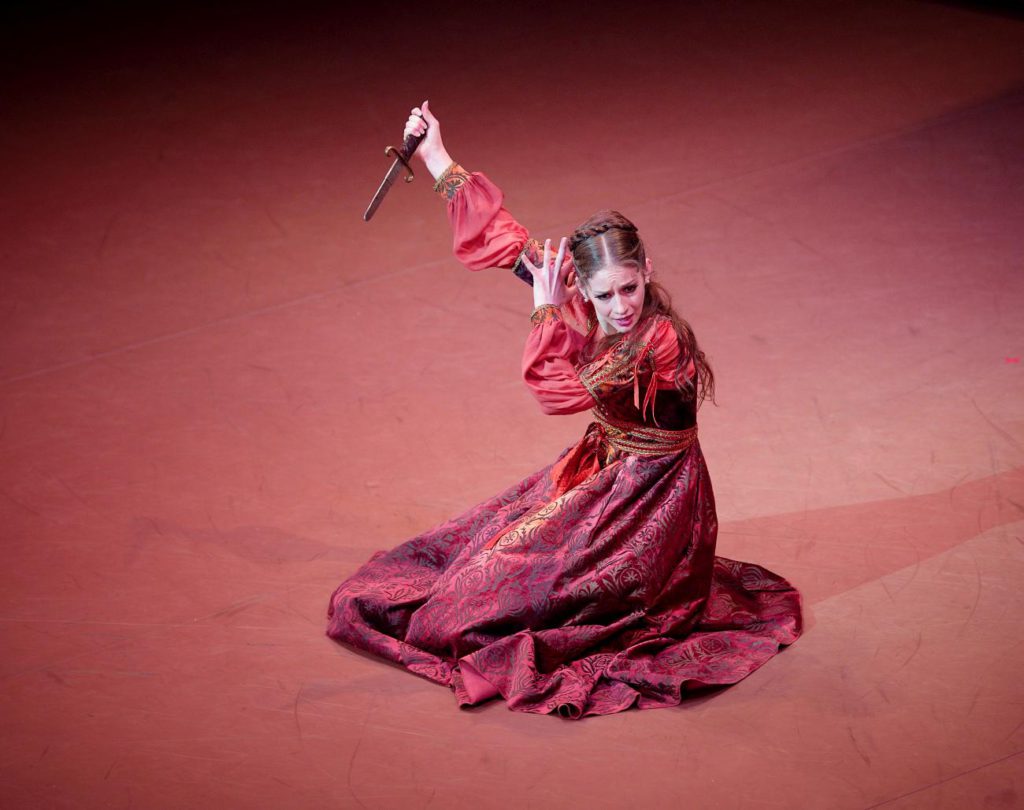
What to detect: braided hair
<box><xmin>569</xmin><ymin>210</ymin><xmax>643</xmax><ymax>269</ymax></box>
<box><xmin>571</xmin><ymin>210</ymin><xmax>715</xmax><ymax>406</ymax></box>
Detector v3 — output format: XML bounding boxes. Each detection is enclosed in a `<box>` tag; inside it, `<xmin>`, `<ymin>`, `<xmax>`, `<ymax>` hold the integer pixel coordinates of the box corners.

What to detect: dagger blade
<box><xmin>362</xmin><ymin>125</ymin><xmax>426</xmax><ymax>222</ymax></box>
<box><xmin>363</xmin><ymin>158</ymin><xmax>405</xmax><ymax>222</ymax></box>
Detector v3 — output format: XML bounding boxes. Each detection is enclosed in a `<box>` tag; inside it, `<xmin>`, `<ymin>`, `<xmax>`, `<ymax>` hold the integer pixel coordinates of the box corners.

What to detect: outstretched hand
<box><xmin>521</xmin><ymin>237</ymin><xmax>578</xmax><ymax>310</ymax></box>
<box><xmin>403</xmin><ymin>100</ymin><xmax>452</xmax><ymax>180</ymax></box>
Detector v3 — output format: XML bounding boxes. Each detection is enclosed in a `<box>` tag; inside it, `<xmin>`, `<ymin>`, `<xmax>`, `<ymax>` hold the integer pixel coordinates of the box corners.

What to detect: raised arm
<box><xmin>403</xmin><ymin>102</ymin><xmax>542</xmax><ymax>285</ymax></box>
<box><xmin>403</xmin><ymin>101</ymin><xmax>594</xmax><ymax>410</ymax></box>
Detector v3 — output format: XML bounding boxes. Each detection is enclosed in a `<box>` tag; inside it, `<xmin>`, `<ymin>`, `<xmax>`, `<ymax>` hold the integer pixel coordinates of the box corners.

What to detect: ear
<box><xmin>643</xmin><ymin>257</ymin><xmax>653</xmax><ymax>282</ymax></box>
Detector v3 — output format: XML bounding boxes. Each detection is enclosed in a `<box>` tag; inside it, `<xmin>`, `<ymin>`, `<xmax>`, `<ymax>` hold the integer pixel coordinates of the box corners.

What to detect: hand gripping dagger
<box><xmin>362</xmin><ymin>116</ymin><xmax>427</xmax><ymax>222</ymax></box>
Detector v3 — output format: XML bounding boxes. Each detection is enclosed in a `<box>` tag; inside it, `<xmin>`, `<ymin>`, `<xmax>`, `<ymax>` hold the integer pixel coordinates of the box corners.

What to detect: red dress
<box><xmin>326</xmin><ymin>165</ymin><xmax>803</xmax><ymax>718</ymax></box>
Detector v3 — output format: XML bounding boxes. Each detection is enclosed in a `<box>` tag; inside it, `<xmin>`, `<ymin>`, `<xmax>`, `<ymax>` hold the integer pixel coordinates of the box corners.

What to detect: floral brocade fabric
<box><xmin>326</xmin><ymin>344</ymin><xmax>802</xmax><ymax>718</ymax></box>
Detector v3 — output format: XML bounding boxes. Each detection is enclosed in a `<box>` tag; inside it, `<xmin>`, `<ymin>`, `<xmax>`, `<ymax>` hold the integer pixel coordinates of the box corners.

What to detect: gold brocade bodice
<box><xmin>576</xmin><ymin>322</ymin><xmax>698</xmax><ymax>435</ymax></box>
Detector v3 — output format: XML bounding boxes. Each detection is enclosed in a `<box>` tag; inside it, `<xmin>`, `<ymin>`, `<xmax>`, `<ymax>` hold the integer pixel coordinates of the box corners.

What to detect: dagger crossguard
<box><xmin>384</xmin><ymin>145</ymin><xmax>416</xmax><ymax>183</ymax></box>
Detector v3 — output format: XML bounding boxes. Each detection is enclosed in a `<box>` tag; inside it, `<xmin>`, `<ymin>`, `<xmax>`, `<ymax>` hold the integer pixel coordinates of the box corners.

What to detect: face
<box><xmin>581</xmin><ymin>261</ymin><xmax>651</xmax><ymax>335</ymax></box>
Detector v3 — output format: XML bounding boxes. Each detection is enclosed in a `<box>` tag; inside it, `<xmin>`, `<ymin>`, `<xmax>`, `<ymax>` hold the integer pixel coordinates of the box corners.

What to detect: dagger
<box><xmin>362</xmin><ymin>115</ymin><xmax>427</xmax><ymax>222</ymax></box>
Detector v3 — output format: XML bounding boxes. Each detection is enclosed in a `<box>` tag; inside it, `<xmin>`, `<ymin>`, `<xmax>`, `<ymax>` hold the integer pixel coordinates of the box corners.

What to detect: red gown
<box><xmin>326</xmin><ymin>165</ymin><xmax>803</xmax><ymax>718</ymax></box>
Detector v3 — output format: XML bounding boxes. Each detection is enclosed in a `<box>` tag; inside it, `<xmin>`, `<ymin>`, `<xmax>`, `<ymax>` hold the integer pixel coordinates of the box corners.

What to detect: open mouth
<box><xmin>614</xmin><ymin>315</ymin><xmax>633</xmax><ymax>329</ymax></box>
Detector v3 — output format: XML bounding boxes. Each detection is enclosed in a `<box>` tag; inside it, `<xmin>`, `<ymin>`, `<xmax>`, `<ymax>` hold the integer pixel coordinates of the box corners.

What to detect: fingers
<box><xmin>404</xmin><ymin>112</ymin><xmax>428</xmax><ymax>140</ymax></box>
<box><xmin>420</xmin><ymin>99</ymin><xmax>439</xmax><ymax>125</ymax></box>
<box><xmin>523</xmin><ymin>239</ymin><xmax>572</xmax><ymax>289</ymax></box>
<box><xmin>553</xmin><ymin>236</ymin><xmax>567</xmax><ymax>277</ymax></box>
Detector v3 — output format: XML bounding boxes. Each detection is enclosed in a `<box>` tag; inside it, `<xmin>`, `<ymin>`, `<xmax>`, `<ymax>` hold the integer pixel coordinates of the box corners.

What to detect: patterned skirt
<box><xmin>326</xmin><ymin>425</ymin><xmax>802</xmax><ymax>718</ymax></box>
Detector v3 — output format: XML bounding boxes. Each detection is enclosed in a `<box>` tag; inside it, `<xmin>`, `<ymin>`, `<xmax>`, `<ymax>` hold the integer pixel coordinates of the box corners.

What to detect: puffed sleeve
<box><xmin>649</xmin><ymin>317</ymin><xmax>695</xmax><ymax>388</ymax></box>
<box><xmin>434</xmin><ymin>163</ymin><xmax>535</xmax><ymax>279</ymax></box>
<box><xmin>637</xmin><ymin>317</ymin><xmax>697</xmax><ymax>424</ymax></box>
<box><xmin>521</xmin><ymin>305</ymin><xmax>595</xmax><ymax>415</ymax></box>
<box><xmin>435</xmin><ymin>162</ymin><xmax>594</xmax><ymax>331</ymax></box>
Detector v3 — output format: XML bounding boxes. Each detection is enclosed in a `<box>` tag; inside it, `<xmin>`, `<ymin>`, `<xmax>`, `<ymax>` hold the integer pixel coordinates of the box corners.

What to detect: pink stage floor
<box><xmin>2</xmin><ymin>1</ymin><xmax>1023</xmax><ymax>807</ymax></box>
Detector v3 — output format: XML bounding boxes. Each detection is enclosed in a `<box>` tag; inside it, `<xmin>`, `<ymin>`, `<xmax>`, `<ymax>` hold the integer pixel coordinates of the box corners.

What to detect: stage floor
<box><xmin>2</xmin><ymin>1</ymin><xmax>1023</xmax><ymax>807</ymax></box>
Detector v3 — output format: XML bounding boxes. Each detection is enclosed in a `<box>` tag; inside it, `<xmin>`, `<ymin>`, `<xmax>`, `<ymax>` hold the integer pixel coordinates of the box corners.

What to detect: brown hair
<box><xmin>571</xmin><ymin>210</ymin><xmax>715</xmax><ymax>406</ymax></box>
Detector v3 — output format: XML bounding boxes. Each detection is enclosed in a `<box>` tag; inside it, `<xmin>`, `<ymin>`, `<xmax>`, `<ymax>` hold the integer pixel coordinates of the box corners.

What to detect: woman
<box><xmin>326</xmin><ymin>102</ymin><xmax>802</xmax><ymax>718</ymax></box>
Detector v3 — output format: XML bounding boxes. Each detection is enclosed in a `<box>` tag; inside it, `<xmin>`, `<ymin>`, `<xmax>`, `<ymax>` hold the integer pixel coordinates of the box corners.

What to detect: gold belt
<box><xmin>592</xmin><ymin>409</ymin><xmax>698</xmax><ymax>457</ymax></box>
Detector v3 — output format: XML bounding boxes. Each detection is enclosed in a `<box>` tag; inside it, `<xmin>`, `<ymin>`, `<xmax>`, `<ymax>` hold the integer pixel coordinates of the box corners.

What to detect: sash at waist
<box><xmin>592</xmin><ymin>409</ymin><xmax>698</xmax><ymax>457</ymax></box>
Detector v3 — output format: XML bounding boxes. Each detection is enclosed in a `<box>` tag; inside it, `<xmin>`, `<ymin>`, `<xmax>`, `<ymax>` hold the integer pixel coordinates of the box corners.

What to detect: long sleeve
<box><xmin>522</xmin><ymin>305</ymin><xmax>595</xmax><ymax>415</ymax></box>
<box><xmin>432</xmin><ymin>162</ymin><xmax>540</xmax><ymax>282</ymax></box>
<box><xmin>434</xmin><ymin>162</ymin><xmax>595</xmax><ymax>332</ymax></box>
<box><xmin>647</xmin><ymin>317</ymin><xmax>696</xmax><ymax>389</ymax></box>
<box><xmin>434</xmin><ymin>163</ymin><xmax>534</xmax><ymax>276</ymax></box>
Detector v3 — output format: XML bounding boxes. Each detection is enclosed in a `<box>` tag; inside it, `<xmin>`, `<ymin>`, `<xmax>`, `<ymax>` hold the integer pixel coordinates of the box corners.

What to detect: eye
<box><xmin>595</xmin><ymin>292</ymin><xmax>612</xmax><ymax>300</ymax></box>
<box><xmin>622</xmin><ymin>284</ymin><xmax>638</xmax><ymax>294</ymax></box>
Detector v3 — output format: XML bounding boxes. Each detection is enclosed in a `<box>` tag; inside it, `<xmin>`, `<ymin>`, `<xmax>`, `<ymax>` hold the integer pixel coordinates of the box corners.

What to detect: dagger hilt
<box><xmin>384</xmin><ymin>126</ymin><xmax>427</xmax><ymax>184</ymax></box>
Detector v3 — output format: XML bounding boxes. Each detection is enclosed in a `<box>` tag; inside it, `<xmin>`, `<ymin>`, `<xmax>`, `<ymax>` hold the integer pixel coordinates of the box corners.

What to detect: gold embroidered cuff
<box><xmin>530</xmin><ymin>304</ymin><xmax>562</xmax><ymax>325</ymax></box>
<box><xmin>511</xmin><ymin>238</ymin><xmax>543</xmax><ymax>284</ymax></box>
<box><xmin>433</xmin><ymin>162</ymin><xmax>470</xmax><ymax>200</ymax></box>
